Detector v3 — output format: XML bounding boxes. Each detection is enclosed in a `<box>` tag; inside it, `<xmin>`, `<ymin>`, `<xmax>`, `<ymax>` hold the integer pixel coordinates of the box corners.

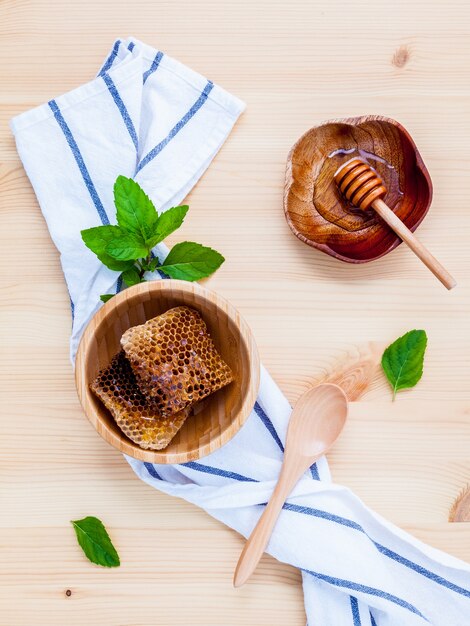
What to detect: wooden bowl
<box><xmin>284</xmin><ymin>115</ymin><xmax>433</xmax><ymax>263</ymax></box>
<box><xmin>75</xmin><ymin>280</ymin><xmax>260</xmax><ymax>464</ymax></box>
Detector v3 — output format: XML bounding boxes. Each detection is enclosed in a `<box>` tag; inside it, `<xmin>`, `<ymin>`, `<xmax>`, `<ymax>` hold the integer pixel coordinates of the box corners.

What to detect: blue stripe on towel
<box><xmin>65</xmin><ymin>284</ymin><xmax>75</xmax><ymax>322</ymax></box>
<box><xmin>98</xmin><ymin>39</ymin><xmax>121</xmax><ymax>76</ymax></box>
<box><xmin>309</xmin><ymin>462</ymin><xmax>320</xmax><ymax>480</ymax></box>
<box><xmin>135</xmin><ymin>80</ymin><xmax>214</xmax><ymax>174</ymax></box>
<box><xmin>127</xmin><ymin>41</ymin><xmax>135</xmax><ymax>52</ymax></box>
<box><xmin>48</xmin><ymin>100</ymin><xmax>109</xmax><ymax>225</ymax></box>
<box><xmin>102</xmin><ymin>73</ymin><xmax>139</xmax><ymax>150</ymax></box>
<box><xmin>144</xmin><ymin>462</ymin><xmax>163</xmax><ymax>480</ymax></box>
<box><xmin>116</xmin><ymin>274</ymin><xmax>124</xmax><ymax>294</ymax></box>
<box><xmin>303</xmin><ymin>569</ymin><xmax>428</xmax><ymax>622</ymax></box>
<box><xmin>374</xmin><ymin>543</ymin><xmax>470</xmax><ymax>600</ymax></box>
<box><xmin>370</xmin><ymin>612</ymin><xmax>377</xmax><ymax>626</ymax></box>
<box><xmin>254</xmin><ymin>402</ymin><xmax>284</xmax><ymax>452</ymax></box>
<box><xmin>143</xmin><ymin>51</ymin><xmax>164</xmax><ymax>84</ymax></box>
<box><xmin>285</xmin><ymin>502</ymin><xmax>470</xmax><ymax>600</ymax></box>
<box><xmin>282</xmin><ymin>502</ymin><xmax>364</xmax><ymax>532</ymax></box>
<box><xmin>350</xmin><ymin>597</ymin><xmax>361</xmax><ymax>626</ymax></box>
<box><xmin>183</xmin><ymin>461</ymin><xmax>257</xmax><ymax>482</ymax></box>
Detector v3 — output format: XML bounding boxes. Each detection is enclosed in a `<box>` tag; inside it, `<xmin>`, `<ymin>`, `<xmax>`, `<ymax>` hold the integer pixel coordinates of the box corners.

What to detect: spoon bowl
<box><xmin>233</xmin><ymin>383</ymin><xmax>348</xmax><ymax>588</ymax></box>
<box><xmin>285</xmin><ymin>383</ymin><xmax>348</xmax><ymax>462</ymax></box>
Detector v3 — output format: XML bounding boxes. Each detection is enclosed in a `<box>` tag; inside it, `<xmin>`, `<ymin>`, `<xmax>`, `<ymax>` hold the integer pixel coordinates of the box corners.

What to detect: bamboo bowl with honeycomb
<box><xmin>75</xmin><ymin>280</ymin><xmax>260</xmax><ymax>464</ymax></box>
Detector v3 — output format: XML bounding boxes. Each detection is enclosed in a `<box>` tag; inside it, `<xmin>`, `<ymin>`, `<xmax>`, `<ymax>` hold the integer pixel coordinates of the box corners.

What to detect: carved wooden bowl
<box><xmin>75</xmin><ymin>280</ymin><xmax>260</xmax><ymax>464</ymax></box>
<box><xmin>284</xmin><ymin>115</ymin><xmax>433</xmax><ymax>263</ymax></box>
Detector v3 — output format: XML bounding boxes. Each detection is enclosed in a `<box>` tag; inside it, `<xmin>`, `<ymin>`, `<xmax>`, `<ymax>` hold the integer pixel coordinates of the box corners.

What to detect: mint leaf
<box><xmin>121</xmin><ymin>267</ymin><xmax>141</xmax><ymax>287</ymax></box>
<box><xmin>100</xmin><ymin>294</ymin><xmax>114</xmax><ymax>303</ymax></box>
<box><xmin>147</xmin><ymin>205</ymin><xmax>189</xmax><ymax>248</ymax></box>
<box><xmin>114</xmin><ymin>176</ymin><xmax>158</xmax><ymax>243</ymax></box>
<box><xmin>158</xmin><ymin>241</ymin><xmax>225</xmax><ymax>281</ymax></box>
<box><xmin>81</xmin><ymin>226</ymin><xmax>135</xmax><ymax>272</ymax></box>
<box><xmin>381</xmin><ymin>330</ymin><xmax>427</xmax><ymax>399</ymax></box>
<box><xmin>71</xmin><ymin>516</ymin><xmax>120</xmax><ymax>568</ymax></box>
<box><xmin>148</xmin><ymin>256</ymin><xmax>160</xmax><ymax>272</ymax></box>
<box><xmin>106</xmin><ymin>233</ymin><xmax>148</xmax><ymax>261</ymax></box>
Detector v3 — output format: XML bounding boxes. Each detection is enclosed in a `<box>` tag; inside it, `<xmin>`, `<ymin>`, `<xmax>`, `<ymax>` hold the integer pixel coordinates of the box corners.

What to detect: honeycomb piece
<box><xmin>90</xmin><ymin>351</ymin><xmax>190</xmax><ymax>450</ymax></box>
<box><xmin>120</xmin><ymin>306</ymin><xmax>234</xmax><ymax>417</ymax></box>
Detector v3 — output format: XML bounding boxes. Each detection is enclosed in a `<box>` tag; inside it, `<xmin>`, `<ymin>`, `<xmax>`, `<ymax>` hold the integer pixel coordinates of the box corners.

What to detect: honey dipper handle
<box><xmin>372</xmin><ymin>199</ymin><xmax>457</xmax><ymax>290</ymax></box>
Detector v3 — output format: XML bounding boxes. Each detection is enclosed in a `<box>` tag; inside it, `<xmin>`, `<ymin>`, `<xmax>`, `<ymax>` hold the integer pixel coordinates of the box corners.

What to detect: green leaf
<box><xmin>106</xmin><ymin>233</ymin><xmax>148</xmax><ymax>261</ymax></box>
<box><xmin>100</xmin><ymin>294</ymin><xmax>114</xmax><ymax>303</ymax></box>
<box><xmin>81</xmin><ymin>226</ymin><xmax>135</xmax><ymax>272</ymax></box>
<box><xmin>71</xmin><ymin>516</ymin><xmax>120</xmax><ymax>568</ymax></box>
<box><xmin>114</xmin><ymin>176</ymin><xmax>158</xmax><ymax>243</ymax></box>
<box><xmin>381</xmin><ymin>330</ymin><xmax>428</xmax><ymax>399</ymax></box>
<box><xmin>147</xmin><ymin>205</ymin><xmax>189</xmax><ymax>248</ymax></box>
<box><xmin>158</xmin><ymin>241</ymin><xmax>225</xmax><ymax>281</ymax></box>
<box><xmin>121</xmin><ymin>267</ymin><xmax>142</xmax><ymax>287</ymax></box>
<box><xmin>148</xmin><ymin>256</ymin><xmax>160</xmax><ymax>272</ymax></box>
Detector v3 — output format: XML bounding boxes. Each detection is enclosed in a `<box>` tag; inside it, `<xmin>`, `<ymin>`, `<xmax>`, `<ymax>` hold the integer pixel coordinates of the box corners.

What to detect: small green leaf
<box><xmin>71</xmin><ymin>516</ymin><xmax>120</xmax><ymax>568</ymax></box>
<box><xmin>121</xmin><ymin>267</ymin><xmax>141</xmax><ymax>287</ymax></box>
<box><xmin>100</xmin><ymin>294</ymin><xmax>114</xmax><ymax>303</ymax></box>
<box><xmin>158</xmin><ymin>241</ymin><xmax>225</xmax><ymax>281</ymax></box>
<box><xmin>106</xmin><ymin>233</ymin><xmax>148</xmax><ymax>261</ymax></box>
<box><xmin>114</xmin><ymin>176</ymin><xmax>158</xmax><ymax>243</ymax></box>
<box><xmin>148</xmin><ymin>256</ymin><xmax>160</xmax><ymax>272</ymax></box>
<box><xmin>147</xmin><ymin>205</ymin><xmax>189</xmax><ymax>248</ymax></box>
<box><xmin>381</xmin><ymin>330</ymin><xmax>428</xmax><ymax>399</ymax></box>
<box><xmin>81</xmin><ymin>226</ymin><xmax>135</xmax><ymax>272</ymax></box>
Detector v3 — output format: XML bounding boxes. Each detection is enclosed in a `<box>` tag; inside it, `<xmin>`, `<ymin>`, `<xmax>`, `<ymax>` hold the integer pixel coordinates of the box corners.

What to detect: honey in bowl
<box><xmin>319</xmin><ymin>147</ymin><xmax>404</xmax><ymax>228</ymax></box>
<box><xmin>284</xmin><ymin>115</ymin><xmax>433</xmax><ymax>263</ymax></box>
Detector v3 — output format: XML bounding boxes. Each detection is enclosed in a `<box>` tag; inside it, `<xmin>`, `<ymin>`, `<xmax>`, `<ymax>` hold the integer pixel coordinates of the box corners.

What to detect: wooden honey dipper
<box><xmin>334</xmin><ymin>158</ymin><xmax>456</xmax><ymax>290</ymax></box>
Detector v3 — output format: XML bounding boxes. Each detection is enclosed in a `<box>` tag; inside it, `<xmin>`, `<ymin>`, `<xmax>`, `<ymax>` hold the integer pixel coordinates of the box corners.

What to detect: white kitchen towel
<box><xmin>11</xmin><ymin>37</ymin><xmax>470</xmax><ymax>626</ymax></box>
<box><xmin>11</xmin><ymin>36</ymin><xmax>245</xmax><ymax>360</ymax></box>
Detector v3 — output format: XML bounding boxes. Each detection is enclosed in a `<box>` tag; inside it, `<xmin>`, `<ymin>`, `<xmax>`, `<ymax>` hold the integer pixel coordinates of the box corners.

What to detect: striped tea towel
<box><xmin>11</xmin><ymin>37</ymin><xmax>470</xmax><ymax>626</ymax></box>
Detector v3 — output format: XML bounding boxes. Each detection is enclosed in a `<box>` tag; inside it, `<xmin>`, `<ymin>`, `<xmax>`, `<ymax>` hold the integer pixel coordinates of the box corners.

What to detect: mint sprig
<box><xmin>81</xmin><ymin>176</ymin><xmax>225</xmax><ymax>301</ymax></box>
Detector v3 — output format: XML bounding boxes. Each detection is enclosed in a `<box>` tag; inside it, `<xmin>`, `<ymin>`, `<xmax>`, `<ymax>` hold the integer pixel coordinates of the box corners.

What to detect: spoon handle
<box><xmin>233</xmin><ymin>462</ymin><xmax>304</xmax><ymax>588</ymax></box>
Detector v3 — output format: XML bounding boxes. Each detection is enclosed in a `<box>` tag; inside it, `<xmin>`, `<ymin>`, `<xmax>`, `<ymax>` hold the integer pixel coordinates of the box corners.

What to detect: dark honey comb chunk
<box><xmin>90</xmin><ymin>351</ymin><xmax>190</xmax><ymax>450</ymax></box>
<box><xmin>120</xmin><ymin>306</ymin><xmax>234</xmax><ymax>417</ymax></box>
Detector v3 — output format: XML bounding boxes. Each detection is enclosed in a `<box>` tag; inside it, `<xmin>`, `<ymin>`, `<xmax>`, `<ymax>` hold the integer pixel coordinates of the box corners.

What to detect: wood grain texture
<box><xmin>450</xmin><ymin>488</ymin><xmax>470</xmax><ymax>522</ymax></box>
<box><xmin>285</xmin><ymin>116</ymin><xmax>433</xmax><ymax>262</ymax></box>
<box><xmin>1</xmin><ymin>0</ymin><xmax>470</xmax><ymax>625</ymax></box>
<box><xmin>76</xmin><ymin>280</ymin><xmax>260</xmax><ymax>463</ymax></box>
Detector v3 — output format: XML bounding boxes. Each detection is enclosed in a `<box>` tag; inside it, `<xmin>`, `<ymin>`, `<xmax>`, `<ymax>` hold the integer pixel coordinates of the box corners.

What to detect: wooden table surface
<box><xmin>1</xmin><ymin>1</ymin><xmax>470</xmax><ymax>624</ymax></box>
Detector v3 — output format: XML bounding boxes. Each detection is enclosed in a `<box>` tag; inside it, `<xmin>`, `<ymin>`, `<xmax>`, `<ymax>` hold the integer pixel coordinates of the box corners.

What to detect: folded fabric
<box><xmin>11</xmin><ymin>37</ymin><xmax>470</xmax><ymax>626</ymax></box>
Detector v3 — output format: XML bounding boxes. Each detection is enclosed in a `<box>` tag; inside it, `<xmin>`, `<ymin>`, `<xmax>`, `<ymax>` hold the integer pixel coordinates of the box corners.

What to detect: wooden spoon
<box><xmin>233</xmin><ymin>383</ymin><xmax>348</xmax><ymax>588</ymax></box>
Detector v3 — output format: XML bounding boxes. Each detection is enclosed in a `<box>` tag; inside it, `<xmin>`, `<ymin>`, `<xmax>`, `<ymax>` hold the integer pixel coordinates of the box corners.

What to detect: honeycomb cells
<box><xmin>121</xmin><ymin>306</ymin><xmax>234</xmax><ymax>417</ymax></box>
<box><xmin>91</xmin><ymin>351</ymin><xmax>190</xmax><ymax>450</ymax></box>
